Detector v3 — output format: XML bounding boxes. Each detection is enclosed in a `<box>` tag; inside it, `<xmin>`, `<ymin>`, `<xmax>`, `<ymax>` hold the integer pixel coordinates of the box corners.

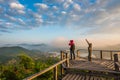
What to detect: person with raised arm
<box><xmin>69</xmin><ymin>40</ymin><xmax>75</xmax><ymax>60</ymax></box>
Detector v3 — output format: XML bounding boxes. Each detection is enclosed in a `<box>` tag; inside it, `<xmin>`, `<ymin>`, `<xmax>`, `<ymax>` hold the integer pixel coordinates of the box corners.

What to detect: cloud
<box><xmin>73</xmin><ymin>3</ymin><xmax>81</xmax><ymax>11</ymax></box>
<box><xmin>10</xmin><ymin>2</ymin><xmax>24</xmax><ymax>10</ymax></box>
<box><xmin>34</xmin><ymin>3</ymin><xmax>48</xmax><ymax>10</ymax></box>
<box><xmin>61</xmin><ymin>11</ymin><xmax>67</xmax><ymax>15</ymax></box>
<box><xmin>0</xmin><ymin>0</ymin><xmax>120</xmax><ymax>35</ymax></box>
<box><xmin>9</xmin><ymin>2</ymin><xmax>25</xmax><ymax>14</ymax></box>
<box><xmin>52</xmin><ymin>6</ymin><xmax>58</xmax><ymax>10</ymax></box>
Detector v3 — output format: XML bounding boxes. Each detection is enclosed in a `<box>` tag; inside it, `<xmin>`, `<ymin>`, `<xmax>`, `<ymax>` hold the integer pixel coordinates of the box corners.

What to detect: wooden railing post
<box><xmin>66</xmin><ymin>53</ymin><xmax>69</xmax><ymax>67</ymax></box>
<box><xmin>100</xmin><ymin>50</ymin><xmax>103</xmax><ymax>59</ymax></box>
<box><xmin>88</xmin><ymin>43</ymin><xmax>92</xmax><ymax>61</ymax></box>
<box><xmin>77</xmin><ymin>50</ymin><xmax>80</xmax><ymax>57</ymax></box>
<box><xmin>53</xmin><ymin>66</ymin><xmax>57</xmax><ymax>80</ymax></box>
<box><xmin>114</xmin><ymin>54</ymin><xmax>119</xmax><ymax>71</ymax></box>
<box><xmin>60</xmin><ymin>51</ymin><xmax>64</xmax><ymax>79</ymax></box>
<box><xmin>110</xmin><ymin>51</ymin><xmax>113</xmax><ymax>60</ymax></box>
<box><xmin>61</xmin><ymin>51</ymin><xmax>63</xmax><ymax>60</ymax></box>
<box><xmin>86</xmin><ymin>39</ymin><xmax>92</xmax><ymax>62</ymax></box>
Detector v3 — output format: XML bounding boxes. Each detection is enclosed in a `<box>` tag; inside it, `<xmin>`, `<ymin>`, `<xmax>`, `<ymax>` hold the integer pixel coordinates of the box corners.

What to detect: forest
<box><xmin>0</xmin><ymin>53</ymin><xmax>59</xmax><ymax>80</ymax></box>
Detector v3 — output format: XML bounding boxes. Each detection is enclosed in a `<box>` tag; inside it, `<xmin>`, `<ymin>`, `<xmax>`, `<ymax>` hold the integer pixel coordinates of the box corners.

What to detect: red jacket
<box><xmin>69</xmin><ymin>40</ymin><xmax>75</xmax><ymax>51</ymax></box>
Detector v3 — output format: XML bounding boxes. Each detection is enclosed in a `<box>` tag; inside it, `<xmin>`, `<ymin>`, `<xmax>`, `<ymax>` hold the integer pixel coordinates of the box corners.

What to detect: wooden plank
<box><xmin>62</xmin><ymin>73</ymin><xmax>116</xmax><ymax>80</ymax></box>
<box><xmin>65</xmin><ymin>67</ymin><xmax>120</xmax><ymax>74</ymax></box>
<box><xmin>85</xmin><ymin>75</ymin><xmax>90</xmax><ymax>80</ymax></box>
<box><xmin>93</xmin><ymin>76</ymin><xmax>99</xmax><ymax>80</ymax></box>
<box><xmin>78</xmin><ymin>75</ymin><xmax>84</xmax><ymax>80</ymax></box>
<box><xmin>74</xmin><ymin>74</ymin><xmax>80</xmax><ymax>80</ymax></box>
<box><xmin>65</xmin><ymin>74</ymin><xmax>73</xmax><ymax>80</ymax></box>
<box><xmin>62</xmin><ymin>74</ymin><xmax>70</xmax><ymax>80</ymax></box>
<box><xmin>115</xmin><ymin>62</ymin><xmax>120</xmax><ymax>67</ymax></box>
<box><xmin>69</xmin><ymin>74</ymin><xmax>77</xmax><ymax>80</ymax></box>
<box><xmin>90</xmin><ymin>76</ymin><xmax>94</xmax><ymax>80</ymax></box>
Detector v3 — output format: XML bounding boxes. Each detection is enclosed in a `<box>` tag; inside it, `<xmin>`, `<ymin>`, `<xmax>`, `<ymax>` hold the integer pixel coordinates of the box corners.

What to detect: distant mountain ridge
<box><xmin>2</xmin><ymin>43</ymin><xmax>65</xmax><ymax>52</ymax></box>
<box><xmin>0</xmin><ymin>44</ymin><xmax>62</xmax><ymax>63</ymax></box>
<box><xmin>3</xmin><ymin>43</ymin><xmax>58</xmax><ymax>52</ymax></box>
<box><xmin>0</xmin><ymin>46</ymin><xmax>41</xmax><ymax>64</ymax></box>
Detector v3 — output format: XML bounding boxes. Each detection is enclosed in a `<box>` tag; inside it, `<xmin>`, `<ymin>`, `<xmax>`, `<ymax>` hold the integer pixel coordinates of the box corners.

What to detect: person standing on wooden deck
<box><xmin>69</xmin><ymin>40</ymin><xmax>75</xmax><ymax>60</ymax></box>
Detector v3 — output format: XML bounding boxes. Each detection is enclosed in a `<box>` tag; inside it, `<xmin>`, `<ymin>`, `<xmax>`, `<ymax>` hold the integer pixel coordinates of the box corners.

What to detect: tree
<box><xmin>1</xmin><ymin>69</ymin><xmax>19</xmax><ymax>80</ymax></box>
<box><xmin>18</xmin><ymin>54</ymin><xmax>34</xmax><ymax>69</ymax></box>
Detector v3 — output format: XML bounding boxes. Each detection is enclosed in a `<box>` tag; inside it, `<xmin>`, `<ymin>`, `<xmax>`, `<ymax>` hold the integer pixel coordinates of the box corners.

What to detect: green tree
<box><xmin>1</xmin><ymin>69</ymin><xmax>19</xmax><ymax>80</ymax></box>
<box><xmin>18</xmin><ymin>54</ymin><xmax>35</xmax><ymax>69</ymax></box>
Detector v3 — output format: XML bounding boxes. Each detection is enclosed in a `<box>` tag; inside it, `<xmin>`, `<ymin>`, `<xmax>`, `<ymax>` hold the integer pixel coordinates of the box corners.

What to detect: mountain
<box><xmin>4</xmin><ymin>43</ymin><xmax>60</xmax><ymax>52</ymax></box>
<box><xmin>18</xmin><ymin>43</ymin><xmax>50</xmax><ymax>51</ymax></box>
<box><xmin>0</xmin><ymin>46</ymin><xmax>42</xmax><ymax>64</ymax></box>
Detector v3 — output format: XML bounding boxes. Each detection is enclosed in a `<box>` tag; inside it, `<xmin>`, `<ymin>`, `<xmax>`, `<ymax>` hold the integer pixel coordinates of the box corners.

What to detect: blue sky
<box><xmin>0</xmin><ymin>0</ymin><xmax>120</xmax><ymax>47</ymax></box>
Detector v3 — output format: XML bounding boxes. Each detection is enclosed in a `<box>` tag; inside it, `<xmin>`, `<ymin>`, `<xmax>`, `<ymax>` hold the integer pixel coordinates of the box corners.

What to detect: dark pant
<box><xmin>70</xmin><ymin>50</ymin><xmax>75</xmax><ymax>60</ymax></box>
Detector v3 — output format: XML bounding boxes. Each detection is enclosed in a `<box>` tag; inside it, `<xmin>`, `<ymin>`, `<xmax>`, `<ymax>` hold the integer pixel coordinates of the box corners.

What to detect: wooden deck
<box><xmin>68</xmin><ymin>57</ymin><xmax>116</xmax><ymax>73</ymax></box>
<box><xmin>62</xmin><ymin>57</ymin><xmax>120</xmax><ymax>80</ymax></box>
<box><xmin>62</xmin><ymin>73</ymin><xmax>113</xmax><ymax>80</ymax></box>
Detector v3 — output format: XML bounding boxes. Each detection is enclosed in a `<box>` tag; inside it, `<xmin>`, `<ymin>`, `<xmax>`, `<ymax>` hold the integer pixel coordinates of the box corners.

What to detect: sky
<box><xmin>0</xmin><ymin>0</ymin><xmax>120</xmax><ymax>48</ymax></box>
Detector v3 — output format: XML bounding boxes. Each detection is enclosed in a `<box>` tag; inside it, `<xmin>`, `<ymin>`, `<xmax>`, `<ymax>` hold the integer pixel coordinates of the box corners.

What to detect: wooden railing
<box><xmin>77</xmin><ymin>49</ymin><xmax>120</xmax><ymax>60</ymax></box>
<box><xmin>23</xmin><ymin>51</ymin><xmax>69</xmax><ymax>80</ymax></box>
<box><xmin>77</xmin><ymin>49</ymin><xmax>120</xmax><ymax>72</ymax></box>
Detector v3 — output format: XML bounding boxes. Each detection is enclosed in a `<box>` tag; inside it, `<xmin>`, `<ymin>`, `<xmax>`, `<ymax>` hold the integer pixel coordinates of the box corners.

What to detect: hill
<box><xmin>0</xmin><ymin>46</ymin><xmax>42</xmax><ymax>64</ymax></box>
<box><xmin>4</xmin><ymin>43</ymin><xmax>61</xmax><ymax>52</ymax></box>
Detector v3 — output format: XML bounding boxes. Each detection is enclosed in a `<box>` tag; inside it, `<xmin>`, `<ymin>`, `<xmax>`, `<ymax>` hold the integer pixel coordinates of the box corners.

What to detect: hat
<box><xmin>70</xmin><ymin>40</ymin><xmax>74</xmax><ymax>42</ymax></box>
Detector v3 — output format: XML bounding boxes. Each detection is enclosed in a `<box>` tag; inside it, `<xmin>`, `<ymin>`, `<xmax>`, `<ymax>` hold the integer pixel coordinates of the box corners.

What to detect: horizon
<box><xmin>0</xmin><ymin>0</ymin><xmax>120</xmax><ymax>48</ymax></box>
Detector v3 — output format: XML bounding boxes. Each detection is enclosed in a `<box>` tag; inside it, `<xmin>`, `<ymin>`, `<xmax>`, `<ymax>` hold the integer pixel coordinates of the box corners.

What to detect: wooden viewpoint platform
<box><xmin>61</xmin><ymin>49</ymin><xmax>120</xmax><ymax>80</ymax></box>
<box><xmin>24</xmin><ymin>49</ymin><xmax>120</xmax><ymax>80</ymax></box>
<box><xmin>68</xmin><ymin>58</ymin><xmax>115</xmax><ymax>73</ymax></box>
<box><xmin>62</xmin><ymin>58</ymin><xmax>120</xmax><ymax>80</ymax></box>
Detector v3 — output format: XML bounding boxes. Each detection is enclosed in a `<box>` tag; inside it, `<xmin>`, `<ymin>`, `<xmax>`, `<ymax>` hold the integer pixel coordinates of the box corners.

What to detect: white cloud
<box><xmin>4</xmin><ymin>14</ymin><xmax>16</xmax><ymax>21</ymax></box>
<box><xmin>52</xmin><ymin>6</ymin><xmax>58</xmax><ymax>10</ymax></box>
<box><xmin>73</xmin><ymin>3</ymin><xmax>81</xmax><ymax>11</ymax></box>
<box><xmin>33</xmin><ymin>13</ymin><xmax>42</xmax><ymax>18</ymax></box>
<box><xmin>6</xmin><ymin>22</ymin><xmax>12</xmax><ymax>26</ymax></box>
<box><xmin>36</xmin><ymin>18</ymin><xmax>43</xmax><ymax>23</ymax></box>
<box><xmin>67</xmin><ymin>0</ymin><xmax>73</xmax><ymax>4</ymax></box>
<box><xmin>63</xmin><ymin>0</ymin><xmax>73</xmax><ymax>9</ymax></box>
<box><xmin>17</xmin><ymin>10</ymin><xmax>25</xmax><ymax>14</ymax></box>
<box><xmin>0</xmin><ymin>0</ymin><xmax>120</xmax><ymax>35</ymax></box>
<box><xmin>63</xmin><ymin>2</ymin><xmax>70</xmax><ymax>9</ymax></box>
<box><xmin>9</xmin><ymin>2</ymin><xmax>25</xmax><ymax>14</ymax></box>
<box><xmin>56</xmin><ymin>0</ymin><xmax>64</xmax><ymax>3</ymax></box>
<box><xmin>35</xmin><ymin>3</ymin><xmax>48</xmax><ymax>10</ymax></box>
<box><xmin>10</xmin><ymin>2</ymin><xmax>24</xmax><ymax>10</ymax></box>
<box><xmin>61</xmin><ymin>11</ymin><xmax>66</xmax><ymax>15</ymax></box>
<box><xmin>33</xmin><ymin>13</ymin><xmax>43</xmax><ymax>23</ymax></box>
<box><xmin>18</xmin><ymin>18</ymin><xmax>25</xmax><ymax>25</ymax></box>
